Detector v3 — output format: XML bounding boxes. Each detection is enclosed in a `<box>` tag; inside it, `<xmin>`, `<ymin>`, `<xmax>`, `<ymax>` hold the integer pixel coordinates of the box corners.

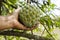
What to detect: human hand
<box><xmin>13</xmin><ymin>20</ymin><xmax>39</xmax><ymax>31</ymax></box>
<box><xmin>11</xmin><ymin>7</ymin><xmax>39</xmax><ymax>31</ymax></box>
<box><xmin>0</xmin><ymin>7</ymin><xmax>39</xmax><ymax>31</ymax></box>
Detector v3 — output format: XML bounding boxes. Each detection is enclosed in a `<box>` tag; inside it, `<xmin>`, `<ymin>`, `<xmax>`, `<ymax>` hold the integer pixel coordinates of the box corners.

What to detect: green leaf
<box><xmin>8</xmin><ymin>0</ymin><xmax>18</xmax><ymax>5</ymax></box>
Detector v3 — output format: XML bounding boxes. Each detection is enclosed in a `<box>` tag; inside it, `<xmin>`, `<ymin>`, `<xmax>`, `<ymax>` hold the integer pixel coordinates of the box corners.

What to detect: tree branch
<box><xmin>0</xmin><ymin>30</ymin><xmax>54</xmax><ymax>40</ymax></box>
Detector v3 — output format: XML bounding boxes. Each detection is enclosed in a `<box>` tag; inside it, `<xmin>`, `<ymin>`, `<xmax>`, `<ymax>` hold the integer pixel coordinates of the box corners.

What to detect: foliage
<box><xmin>0</xmin><ymin>0</ymin><xmax>60</xmax><ymax>40</ymax></box>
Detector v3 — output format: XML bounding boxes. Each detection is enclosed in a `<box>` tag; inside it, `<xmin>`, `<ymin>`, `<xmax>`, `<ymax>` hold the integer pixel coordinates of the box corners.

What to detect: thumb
<box><xmin>14</xmin><ymin>7</ymin><xmax>22</xmax><ymax>13</ymax></box>
<box><xmin>12</xmin><ymin>7</ymin><xmax>22</xmax><ymax>16</ymax></box>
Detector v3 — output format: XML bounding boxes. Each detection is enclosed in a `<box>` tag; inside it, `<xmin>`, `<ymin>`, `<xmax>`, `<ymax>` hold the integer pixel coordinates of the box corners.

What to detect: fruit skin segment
<box><xmin>19</xmin><ymin>2</ymin><xmax>42</xmax><ymax>27</ymax></box>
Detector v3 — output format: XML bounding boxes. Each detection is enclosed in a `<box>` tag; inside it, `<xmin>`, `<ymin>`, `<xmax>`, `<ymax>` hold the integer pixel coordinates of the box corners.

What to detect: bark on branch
<box><xmin>0</xmin><ymin>30</ymin><xmax>54</xmax><ymax>40</ymax></box>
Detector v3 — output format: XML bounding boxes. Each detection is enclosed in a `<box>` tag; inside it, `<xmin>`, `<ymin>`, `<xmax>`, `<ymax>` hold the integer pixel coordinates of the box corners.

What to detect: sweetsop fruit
<box><xmin>18</xmin><ymin>2</ymin><xmax>43</xmax><ymax>27</ymax></box>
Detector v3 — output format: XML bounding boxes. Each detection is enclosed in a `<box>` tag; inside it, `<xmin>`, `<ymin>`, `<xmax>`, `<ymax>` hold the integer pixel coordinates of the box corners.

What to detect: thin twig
<box><xmin>43</xmin><ymin>25</ymin><xmax>55</xmax><ymax>40</ymax></box>
<box><xmin>41</xmin><ymin>28</ymin><xmax>45</xmax><ymax>36</ymax></box>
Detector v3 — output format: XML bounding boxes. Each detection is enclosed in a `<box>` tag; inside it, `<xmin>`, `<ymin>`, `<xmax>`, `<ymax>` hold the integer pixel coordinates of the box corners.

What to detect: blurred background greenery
<box><xmin>0</xmin><ymin>0</ymin><xmax>60</xmax><ymax>40</ymax></box>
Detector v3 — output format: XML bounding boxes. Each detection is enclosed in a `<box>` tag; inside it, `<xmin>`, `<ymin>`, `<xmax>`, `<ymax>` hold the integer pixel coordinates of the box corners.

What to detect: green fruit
<box><xmin>19</xmin><ymin>2</ymin><xmax>43</xmax><ymax>27</ymax></box>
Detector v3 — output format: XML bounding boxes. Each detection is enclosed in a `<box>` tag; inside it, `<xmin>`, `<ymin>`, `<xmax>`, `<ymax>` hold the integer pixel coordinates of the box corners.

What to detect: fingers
<box><xmin>13</xmin><ymin>20</ymin><xmax>40</xmax><ymax>31</ymax></box>
<box><xmin>13</xmin><ymin>20</ymin><xmax>31</xmax><ymax>30</ymax></box>
<box><xmin>32</xmin><ymin>22</ymin><xmax>40</xmax><ymax>29</ymax></box>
